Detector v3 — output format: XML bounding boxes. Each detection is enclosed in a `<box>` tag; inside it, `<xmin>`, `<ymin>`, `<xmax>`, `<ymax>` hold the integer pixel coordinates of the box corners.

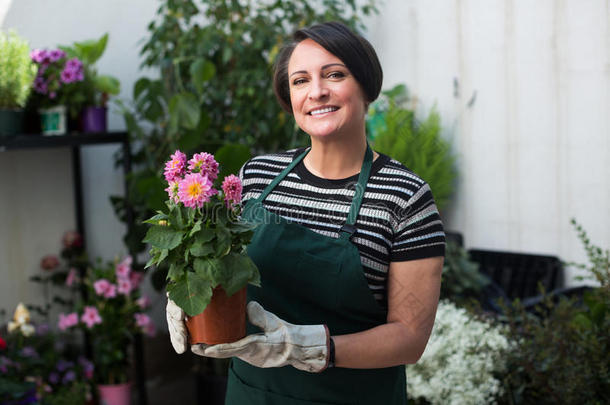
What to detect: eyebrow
<box><xmin>289</xmin><ymin>63</ymin><xmax>346</xmax><ymax>77</ymax></box>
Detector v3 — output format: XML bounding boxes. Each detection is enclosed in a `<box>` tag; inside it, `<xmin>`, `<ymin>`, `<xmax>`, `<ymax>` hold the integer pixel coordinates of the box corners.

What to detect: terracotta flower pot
<box><xmin>186</xmin><ymin>287</ymin><xmax>247</xmax><ymax>345</ymax></box>
<box><xmin>98</xmin><ymin>382</ymin><xmax>131</xmax><ymax>405</ymax></box>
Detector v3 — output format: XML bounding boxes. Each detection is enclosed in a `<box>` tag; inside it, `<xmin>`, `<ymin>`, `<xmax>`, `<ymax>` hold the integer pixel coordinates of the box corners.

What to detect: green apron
<box><xmin>227</xmin><ymin>145</ymin><xmax>407</xmax><ymax>405</ymax></box>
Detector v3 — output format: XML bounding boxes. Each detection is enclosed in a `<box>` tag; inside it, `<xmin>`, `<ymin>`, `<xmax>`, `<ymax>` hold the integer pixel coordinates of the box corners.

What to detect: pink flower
<box><xmin>136</xmin><ymin>296</ymin><xmax>151</xmax><ymax>309</ymax></box>
<box><xmin>165</xmin><ymin>181</ymin><xmax>180</xmax><ymax>203</ymax></box>
<box><xmin>58</xmin><ymin>313</ymin><xmax>78</xmax><ymax>331</ymax></box>
<box><xmin>65</xmin><ymin>268</ymin><xmax>79</xmax><ymax>287</ymax></box>
<box><xmin>134</xmin><ymin>313</ymin><xmax>156</xmax><ymax>336</ymax></box>
<box><xmin>177</xmin><ymin>173</ymin><xmax>215</xmax><ymax>208</ymax></box>
<box><xmin>115</xmin><ymin>256</ymin><xmax>132</xmax><ymax>279</ymax></box>
<box><xmin>62</xmin><ymin>231</ymin><xmax>83</xmax><ymax>248</ymax></box>
<box><xmin>81</xmin><ymin>306</ymin><xmax>102</xmax><ymax>329</ymax></box>
<box><xmin>104</xmin><ymin>284</ymin><xmax>117</xmax><ymax>299</ymax></box>
<box><xmin>164</xmin><ymin>150</ymin><xmax>186</xmax><ymax>182</ymax></box>
<box><xmin>130</xmin><ymin>271</ymin><xmax>144</xmax><ymax>290</ymax></box>
<box><xmin>49</xmin><ymin>49</ymin><xmax>66</xmax><ymax>63</ymax></box>
<box><xmin>117</xmin><ymin>278</ymin><xmax>132</xmax><ymax>295</ymax></box>
<box><xmin>93</xmin><ymin>279</ymin><xmax>111</xmax><ymax>296</ymax></box>
<box><xmin>188</xmin><ymin>152</ymin><xmax>219</xmax><ymax>180</ymax></box>
<box><xmin>40</xmin><ymin>255</ymin><xmax>60</xmax><ymax>271</ymax></box>
<box><xmin>222</xmin><ymin>174</ymin><xmax>242</xmax><ymax>206</ymax></box>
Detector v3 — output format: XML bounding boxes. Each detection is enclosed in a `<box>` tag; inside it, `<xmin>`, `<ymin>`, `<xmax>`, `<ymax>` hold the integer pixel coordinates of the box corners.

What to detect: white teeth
<box><xmin>310</xmin><ymin>107</ymin><xmax>338</xmax><ymax>115</ymax></box>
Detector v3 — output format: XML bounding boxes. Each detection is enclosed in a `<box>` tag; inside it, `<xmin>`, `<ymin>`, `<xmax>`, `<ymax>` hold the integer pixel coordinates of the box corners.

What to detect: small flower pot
<box><xmin>81</xmin><ymin>106</ymin><xmax>107</xmax><ymax>133</ymax></box>
<box><xmin>0</xmin><ymin>108</ymin><xmax>25</xmax><ymax>137</ymax></box>
<box><xmin>98</xmin><ymin>382</ymin><xmax>132</xmax><ymax>405</ymax></box>
<box><xmin>186</xmin><ymin>287</ymin><xmax>247</xmax><ymax>345</ymax></box>
<box><xmin>39</xmin><ymin>105</ymin><xmax>67</xmax><ymax>135</ymax></box>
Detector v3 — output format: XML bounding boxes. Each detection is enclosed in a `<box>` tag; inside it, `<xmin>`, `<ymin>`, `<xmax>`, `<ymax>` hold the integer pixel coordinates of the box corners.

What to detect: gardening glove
<box><xmin>166</xmin><ymin>294</ymin><xmax>189</xmax><ymax>354</ymax></box>
<box><xmin>191</xmin><ymin>301</ymin><xmax>330</xmax><ymax>373</ymax></box>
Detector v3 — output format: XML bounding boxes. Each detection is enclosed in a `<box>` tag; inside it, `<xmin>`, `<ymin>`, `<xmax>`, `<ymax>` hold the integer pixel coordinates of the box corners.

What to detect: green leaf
<box><xmin>190</xmin><ymin>241</ymin><xmax>215</xmax><ymax>257</ymax></box>
<box><xmin>221</xmin><ymin>253</ymin><xmax>260</xmax><ymax>296</ymax></box>
<box><xmin>167</xmin><ymin>272</ymin><xmax>213</xmax><ymax>316</ymax></box>
<box><xmin>196</xmin><ymin>227</ymin><xmax>215</xmax><ymax>244</ymax></box>
<box><xmin>143</xmin><ymin>212</ymin><xmax>168</xmax><ymax>225</ymax></box>
<box><xmin>168</xmin><ymin>204</ymin><xmax>185</xmax><ymax>229</ymax></box>
<box><xmin>193</xmin><ymin>257</ymin><xmax>225</xmax><ymax>287</ymax></box>
<box><xmin>189</xmin><ymin>220</ymin><xmax>202</xmax><ymax>237</ymax></box>
<box><xmin>190</xmin><ymin>58</ymin><xmax>216</xmax><ymax>93</ymax></box>
<box><xmin>168</xmin><ymin>92</ymin><xmax>200</xmax><ymax>133</ymax></box>
<box><xmin>143</xmin><ymin>226</ymin><xmax>184</xmax><ymax>250</ymax></box>
<box><xmin>167</xmin><ymin>262</ymin><xmax>185</xmax><ymax>281</ymax></box>
<box><xmin>94</xmin><ymin>74</ymin><xmax>121</xmax><ymax>95</ymax></box>
<box><xmin>214</xmin><ymin>143</ymin><xmax>252</xmax><ymax>183</ymax></box>
<box><xmin>215</xmin><ymin>225</ymin><xmax>231</xmax><ymax>257</ymax></box>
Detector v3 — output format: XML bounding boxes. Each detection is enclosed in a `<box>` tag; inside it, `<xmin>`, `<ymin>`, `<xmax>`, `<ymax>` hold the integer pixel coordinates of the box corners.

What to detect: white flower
<box><xmin>406</xmin><ymin>300</ymin><xmax>512</xmax><ymax>404</ymax></box>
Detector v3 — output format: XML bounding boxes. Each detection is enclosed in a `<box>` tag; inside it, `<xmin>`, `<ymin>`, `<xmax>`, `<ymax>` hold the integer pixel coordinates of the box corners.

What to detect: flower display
<box><xmin>40</xmin><ymin>255</ymin><xmax>60</xmax><ymax>271</ymax></box>
<box><xmin>30</xmin><ymin>48</ymin><xmax>84</xmax><ymax>109</ymax></box>
<box><xmin>57</xmin><ymin>313</ymin><xmax>79</xmax><ymax>331</ymax></box>
<box><xmin>144</xmin><ymin>150</ymin><xmax>260</xmax><ymax>317</ymax></box>
<box><xmin>7</xmin><ymin>303</ymin><xmax>35</xmax><ymax>337</ymax></box>
<box><xmin>406</xmin><ymin>300</ymin><xmax>512</xmax><ymax>404</ymax></box>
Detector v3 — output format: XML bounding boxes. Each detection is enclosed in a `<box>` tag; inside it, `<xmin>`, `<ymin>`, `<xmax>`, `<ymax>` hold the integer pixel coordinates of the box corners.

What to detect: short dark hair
<box><xmin>273</xmin><ymin>21</ymin><xmax>383</xmax><ymax>113</ymax></box>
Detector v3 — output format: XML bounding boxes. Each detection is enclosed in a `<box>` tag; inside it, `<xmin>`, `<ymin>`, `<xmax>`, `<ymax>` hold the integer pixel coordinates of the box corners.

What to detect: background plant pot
<box><xmin>186</xmin><ymin>287</ymin><xmax>247</xmax><ymax>345</ymax></box>
<box><xmin>81</xmin><ymin>106</ymin><xmax>107</xmax><ymax>133</ymax></box>
<box><xmin>0</xmin><ymin>108</ymin><xmax>25</xmax><ymax>137</ymax></box>
<box><xmin>39</xmin><ymin>105</ymin><xmax>67</xmax><ymax>135</ymax></box>
<box><xmin>98</xmin><ymin>382</ymin><xmax>132</xmax><ymax>405</ymax></box>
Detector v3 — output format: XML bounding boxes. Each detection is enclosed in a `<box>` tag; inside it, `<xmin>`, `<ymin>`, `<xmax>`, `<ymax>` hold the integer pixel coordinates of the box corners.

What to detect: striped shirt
<box><xmin>239</xmin><ymin>147</ymin><xmax>445</xmax><ymax>307</ymax></box>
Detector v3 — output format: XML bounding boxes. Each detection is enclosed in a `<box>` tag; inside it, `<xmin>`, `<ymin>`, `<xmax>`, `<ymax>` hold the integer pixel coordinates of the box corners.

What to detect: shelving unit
<box><xmin>0</xmin><ymin>131</ymin><xmax>148</xmax><ymax>405</ymax></box>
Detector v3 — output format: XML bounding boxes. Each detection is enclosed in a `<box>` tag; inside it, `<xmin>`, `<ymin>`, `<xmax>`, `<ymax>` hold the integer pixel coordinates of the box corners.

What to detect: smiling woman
<box><xmin>166</xmin><ymin>21</ymin><xmax>445</xmax><ymax>405</ymax></box>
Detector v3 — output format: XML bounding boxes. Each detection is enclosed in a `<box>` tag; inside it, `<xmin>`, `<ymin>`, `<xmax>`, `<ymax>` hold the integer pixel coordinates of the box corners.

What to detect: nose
<box><xmin>308</xmin><ymin>77</ymin><xmax>329</xmax><ymax>100</ymax></box>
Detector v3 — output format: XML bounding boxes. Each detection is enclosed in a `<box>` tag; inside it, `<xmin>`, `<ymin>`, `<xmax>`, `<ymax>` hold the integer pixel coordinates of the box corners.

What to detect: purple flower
<box><xmin>49</xmin><ymin>91</ymin><xmax>57</xmax><ymax>99</ymax></box>
<box><xmin>36</xmin><ymin>323</ymin><xmax>50</xmax><ymax>335</ymax></box>
<box><xmin>78</xmin><ymin>356</ymin><xmax>94</xmax><ymax>380</ymax></box>
<box><xmin>60</xmin><ymin>68</ymin><xmax>76</xmax><ymax>84</ymax></box>
<box><xmin>20</xmin><ymin>346</ymin><xmax>38</xmax><ymax>358</ymax></box>
<box><xmin>62</xmin><ymin>370</ymin><xmax>76</xmax><ymax>384</ymax></box>
<box><xmin>33</xmin><ymin>77</ymin><xmax>48</xmax><ymax>94</ymax></box>
<box><xmin>30</xmin><ymin>49</ymin><xmax>48</xmax><ymax>64</ymax></box>
<box><xmin>49</xmin><ymin>49</ymin><xmax>66</xmax><ymax>63</ymax></box>
<box><xmin>48</xmin><ymin>372</ymin><xmax>60</xmax><ymax>384</ymax></box>
<box><xmin>65</xmin><ymin>58</ymin><xmax>82</xmax><ymax>71</ymax></box>
<box><xmin>56</xmin><ymin>359</ymin><xmax>73</xmax><ymax>372</ymax></box>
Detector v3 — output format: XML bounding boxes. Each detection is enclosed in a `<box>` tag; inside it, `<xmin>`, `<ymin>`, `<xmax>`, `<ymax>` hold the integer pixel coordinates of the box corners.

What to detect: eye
<box><xmin>327</xmin><ymin>71</ymin><xmax>345</xmax><ymax>79</ymax></box>
<box><xmin>292</xmin><ymin>77</ymin><xmax>307</xmax><ymax>86</ymax></box>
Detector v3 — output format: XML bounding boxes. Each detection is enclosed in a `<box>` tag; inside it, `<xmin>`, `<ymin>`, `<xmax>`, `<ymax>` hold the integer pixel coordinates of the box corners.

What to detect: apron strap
<box><xmin>255</xmin><ymin>144</ymin><xmax>373</xmax><ymax>240</ymax></box>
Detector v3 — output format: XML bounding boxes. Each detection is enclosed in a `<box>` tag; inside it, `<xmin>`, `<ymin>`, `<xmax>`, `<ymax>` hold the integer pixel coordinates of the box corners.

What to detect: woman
<box><xmin>167</xmin><ymin>21</ymin><xmax>445</xmax><ymax>404</ymax></box>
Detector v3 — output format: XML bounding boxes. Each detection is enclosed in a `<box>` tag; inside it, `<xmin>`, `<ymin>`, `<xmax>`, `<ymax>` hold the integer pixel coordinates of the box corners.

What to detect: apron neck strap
<box><xmin>255</xmin><ymin>144</ymin><xmax>374</xmax><ymax>238</ymax></box>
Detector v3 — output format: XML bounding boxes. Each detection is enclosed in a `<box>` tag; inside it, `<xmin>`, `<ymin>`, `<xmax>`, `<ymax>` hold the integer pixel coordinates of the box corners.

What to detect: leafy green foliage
<box><xmin>144</xmin><ymin>195</ymin><xmax>260</xmax><ymax>316</ymax></box>
<box><xmin>0</xmin><ymin>30</ymin><xmax>36</xmax><ymax>108</ymax></box>
<box><xmin>113</xmin><ymin>0</ymin><xmax>378</xmax><ymax>258</ymax></box>
<box><xmin>498</xmin><ymin>220</ymin><xmax>610</xmax><ymax>404</ymax></box>
<box><xmin>441</xmin><ymin>240</ymin><xmax>490</xmax><ymax>306</ymax></box>
<box><xmin>369</xmin><ymin>84</ymin><xmax>457</xmax><ymax>211</ymax></box>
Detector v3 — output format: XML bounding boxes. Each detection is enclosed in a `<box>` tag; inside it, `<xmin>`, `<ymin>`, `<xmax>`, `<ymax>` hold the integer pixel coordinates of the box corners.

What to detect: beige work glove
<box><xmin>166</xmin><ymin>295</ymin><xmax>188</xmax><ymax>354</ymax></box>
<box><xmin>191</xmin><ymin>301</ymin><xmax>330</xmax><ymax>373</ymax></box>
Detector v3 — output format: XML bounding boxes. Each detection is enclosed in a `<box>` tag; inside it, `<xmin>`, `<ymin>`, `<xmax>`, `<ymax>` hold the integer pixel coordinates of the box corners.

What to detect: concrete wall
<box><xmin>1</xmin><ymin>0</ymin><xmax>609</xmax><ymax>317</ymax></box>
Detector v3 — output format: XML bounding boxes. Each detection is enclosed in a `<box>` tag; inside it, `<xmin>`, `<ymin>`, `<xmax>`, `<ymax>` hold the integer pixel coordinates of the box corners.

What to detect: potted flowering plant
<box><xmin>1</xmin><ymin>303</ymin><xmax>94</xmax><ymax>405</ymax></box>
<box><xmin>143</xmin><ymin>150</ymin><xmax>259</xmax><ymax>344</ymax></box>
<box><xmin>0</xmin><ymin>30</ymin><xmax>37</xmax><ymax>137</ymax></box>
<box><xmin>56</xmin><ymin>254</ymin><xmax>154</xmax><ymax>405</ymax></box>
<box><xmin>29</xmin><ymin>47</ymin><xmax>85</xmax><ymax>135</ymax></box>
<box><xmin>60</xmin><ymin>33</ymin><xmax>120</xmax><ymax>133</ymax></box>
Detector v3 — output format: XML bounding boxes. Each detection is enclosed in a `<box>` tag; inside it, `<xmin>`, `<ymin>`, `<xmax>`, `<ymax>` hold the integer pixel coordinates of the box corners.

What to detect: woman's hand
<box><xmin>191</xmin><ymin>301</ymin><xmax>330</xmax><ymax>373</ymax></box>
<box><xmin>166</xmin><ymin>295</ymin><xmax>189</xmax><ymax>354</ymax></box>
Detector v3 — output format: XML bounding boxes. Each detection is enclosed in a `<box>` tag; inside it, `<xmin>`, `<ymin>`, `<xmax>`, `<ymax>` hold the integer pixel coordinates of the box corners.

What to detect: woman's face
<box><xmin>287</xmin><ymin>39</ymin><xmax>367</xmax><ymax>141</ymax></box>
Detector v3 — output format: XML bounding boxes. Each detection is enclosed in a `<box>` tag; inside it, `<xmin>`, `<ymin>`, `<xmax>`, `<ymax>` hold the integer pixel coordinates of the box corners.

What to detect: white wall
<box><xmin>366</xmin><ymin>0</ymin><xmax>610</xmax><ymax>285</ymax></box>
<box><xmin>1</xmin><ymin>0</ymin><xmax>608</xmax><ymax>318</ymax></box>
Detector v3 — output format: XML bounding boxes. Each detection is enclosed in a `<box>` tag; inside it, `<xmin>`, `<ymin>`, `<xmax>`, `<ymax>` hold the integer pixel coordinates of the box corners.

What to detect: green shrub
<box><xmin>441</xmin><ymin>240</ymin><xmax>490</xmax><ymax>306</ymax></box>
<box><xmin>369</xmin><ymin>84</ymin><xmax>457</xmax><ymax>212</ymax></box>
<box><xmin>0</xmin><ymin>30</ymin><xmax>36</xmax><ymax>109</ymax></box>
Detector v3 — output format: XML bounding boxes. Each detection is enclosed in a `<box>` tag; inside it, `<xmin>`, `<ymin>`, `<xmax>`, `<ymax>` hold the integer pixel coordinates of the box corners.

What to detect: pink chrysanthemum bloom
<box><xmin>222</xmin><ymin>174</ymin><xmax>242</xmax><ymax>206</ymax></box>
<box><xmin>165</xmin><ymin>181</ymin><xmax>180</xmax><ymax>203</ymax></box>
<box><xmin>187</xmin><ymin>152</ymin><xmax>219</xmax><ymax>180</ymax></box>
<box><xmin>117</xmin><ymin>278</ymin><xmax>132</xmax><ymax>295</ymax></box>
<box><xmin>115</xmin><ymin>256</ymin><xmax>132</xmax><ymax>279</ymax></box>
<box><xmin>81</xmin><ymin>306</ymin><xmax>102</xmax><ymax>329</ymax></box>
<box><xmin>178</xmin><ymin>173</ymin><xmax>215</xmax><ymax>208</ymax></box>
<box><xmin>58</xmin><ymin>312</ymin><xmax>79</xmax><ymax>331</ymax></box>
<box><xmin>164</xmin><ymin>150</ymin><xmax>187</xmax><ymax>182</ymax></box>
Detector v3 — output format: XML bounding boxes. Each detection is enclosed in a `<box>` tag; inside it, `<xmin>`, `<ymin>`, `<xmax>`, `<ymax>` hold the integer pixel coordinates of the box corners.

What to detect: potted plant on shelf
<box><xmin>56</xmin><ymin>255</ymin><xmax>155</xmax><ymax>405</ymax></box>
<box><xmin>61</xmin><ymin>33</ymin><xmax>120</xmax><ymax>133</ymax></box>
<box><xmin>143</xmin><ymin>150</ymin><xmax>260</xmax><ymax>344</ymax></box>
<box><xmin>29</xmin><ymin>47</ymin><xmax>85</xmax><ymax>135</ymax></box>
<box><xmin>0</xmin><ymin>30</ymin><xmax>37</xmax><ymax>137</ymax></box>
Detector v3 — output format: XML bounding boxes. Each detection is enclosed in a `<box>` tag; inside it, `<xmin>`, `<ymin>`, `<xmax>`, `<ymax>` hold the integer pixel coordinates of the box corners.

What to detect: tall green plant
<box><xmin>0</xmin><ymin>30</ymin><xmax>36</xmax><ymax>109</ymax></box>
<box><xmin>114</xmin><ymin>0</ymin><xmax>378</xmax><ymax>263</ymax></box>
<box><xmin>369</xmin><ymin>84</ymin><xmax>457</xmax><ymax>212</ymax></box>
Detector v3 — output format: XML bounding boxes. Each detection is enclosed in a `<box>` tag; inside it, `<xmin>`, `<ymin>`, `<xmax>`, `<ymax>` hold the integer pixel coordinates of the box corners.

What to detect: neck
<box><xmin>304</xmin><ymin>136</ymin><xmax>372</xmax><ymax>180</ymax></box>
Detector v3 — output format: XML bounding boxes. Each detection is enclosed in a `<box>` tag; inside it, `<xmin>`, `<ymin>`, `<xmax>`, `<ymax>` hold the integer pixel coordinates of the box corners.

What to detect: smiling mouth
<box><xmin>308</xmin><ymin>107</ymin><xmax>339</xmax><ymax>116</ymax></box>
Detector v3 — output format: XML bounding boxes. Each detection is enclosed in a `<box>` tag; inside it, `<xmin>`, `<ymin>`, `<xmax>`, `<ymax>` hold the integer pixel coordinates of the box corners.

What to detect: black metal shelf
<box><xmin>0</xmin><ymin>131</ymin><xmax>128</xmax><ymax>151</ymax></box>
